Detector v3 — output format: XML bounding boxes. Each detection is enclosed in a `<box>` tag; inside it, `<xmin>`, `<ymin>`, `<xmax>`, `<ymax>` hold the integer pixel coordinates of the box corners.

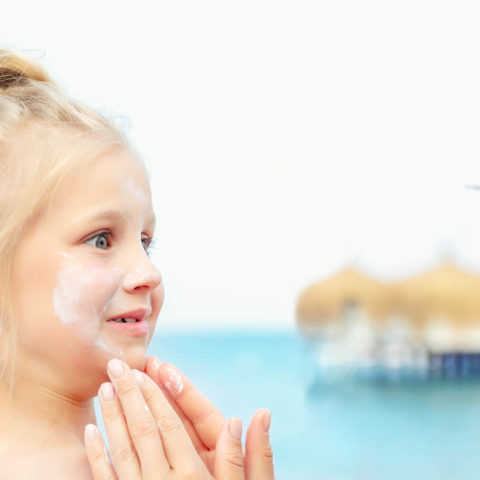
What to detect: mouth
<box><xmin>106</xmin><ymin>308</ymin><xmax>151</xmax><ymax>336</ymax></box>
<box><xmin>110</xmin><ymin>317</ymin><xmax>141</xmax><ymax>324</ymax></box>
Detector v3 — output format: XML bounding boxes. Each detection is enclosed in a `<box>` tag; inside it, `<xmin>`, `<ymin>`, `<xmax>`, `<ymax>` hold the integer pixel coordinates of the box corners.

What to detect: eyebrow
<box><xmin>81</xmin><ymin>209</ymin><xmax>156</xmax><ymax>229</ymax></box>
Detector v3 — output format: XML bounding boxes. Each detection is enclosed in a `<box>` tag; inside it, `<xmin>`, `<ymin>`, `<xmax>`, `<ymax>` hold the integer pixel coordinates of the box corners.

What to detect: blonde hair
<box><xmin>0</xmin><ymin>49</ymin><xmax>139</xmax><ymax>395</ymax></box>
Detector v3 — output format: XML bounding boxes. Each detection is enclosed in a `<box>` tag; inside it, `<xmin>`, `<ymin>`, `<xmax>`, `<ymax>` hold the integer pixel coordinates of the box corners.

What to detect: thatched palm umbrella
<box><xmin>296</xmin><ymin>266</ymin><xmax>389</xmax><ymax>335</ymax></box>
<box><xmin>388</xmin><ymin>261</ymin><xmax>480</xmax><ymax>332</ymax></box>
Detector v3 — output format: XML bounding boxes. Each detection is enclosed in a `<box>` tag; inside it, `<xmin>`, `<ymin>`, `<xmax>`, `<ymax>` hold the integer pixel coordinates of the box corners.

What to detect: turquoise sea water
<box><xmin>96</xmin><ymin>331</ymin><xmax>480</xmax><ymax>479</ymax></box>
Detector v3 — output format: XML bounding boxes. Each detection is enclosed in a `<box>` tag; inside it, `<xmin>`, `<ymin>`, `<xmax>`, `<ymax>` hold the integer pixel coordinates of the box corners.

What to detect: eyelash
<box><xmin>85</xmin><ymin>231</ymin><xmax>156</xmax><ymax>256</ymax></box>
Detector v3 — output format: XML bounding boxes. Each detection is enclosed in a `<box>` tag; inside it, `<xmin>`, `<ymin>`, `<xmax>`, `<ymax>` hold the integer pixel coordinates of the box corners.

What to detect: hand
<box><xmin>143</xmin><ymin>356</ymin><xmax>274</xmax><ymax>478</ymax></box>
<box><xmin>84</xmin><ymin>359</ymin><xmax>274</xmax><ymax>479</ymax></box>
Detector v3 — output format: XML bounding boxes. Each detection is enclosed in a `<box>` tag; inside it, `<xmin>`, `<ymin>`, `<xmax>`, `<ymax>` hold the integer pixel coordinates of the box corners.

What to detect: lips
<box><xmin>107</xmin><ymin>308</ymin><xmax>150</xmax><ymax>323</ymax></box>
<box><xmin>106</xmin><ymin>308</ymin><xmax>151</xmax><ymax>337</ymax></box>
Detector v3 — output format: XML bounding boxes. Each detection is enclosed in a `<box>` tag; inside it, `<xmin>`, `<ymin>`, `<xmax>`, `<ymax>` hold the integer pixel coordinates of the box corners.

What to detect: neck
<box><xmin>0</xmin><ymin>372</ymin><xmax>97</xmax><ymax>451</ymax></box>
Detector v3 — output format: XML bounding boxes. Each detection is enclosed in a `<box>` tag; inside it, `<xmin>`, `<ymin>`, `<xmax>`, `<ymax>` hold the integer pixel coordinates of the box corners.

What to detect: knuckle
<box><xmin>130</xmin><ymin>417</ymin><xmax>157</xmax><ymax>440</ymax></box>
<box><xmin>118</xmin><ymin>381</ymin><xmax>138</xmax><ymax>399</ymax></box>
<box><xmin>110</xmin><ymin>443</ymin><xmax>135</xmax><ymax>464</ymax></box>
<box><xmin>226</xmin><ymin>452</ymin><xmax>244</xmax><ymax>470</ymax></box>
<box><xmin>142</xmin><ymin>387</ymin><xmax>157</xmax><ymax>405</ymax></box>
<box><xmin>156</xmin><ymin>413</ymin><xmax>182</xmax><ymax>434</ymax></box>
<box><xmin>263</xmin><ymin>444</ymin><xmax>274</xmax><ymax>463</ymax></box>
<box><xmin>102</xmin><ymin>404</ymin><xmax>122</xmax><ymax>423</ymax></box>
<box><xmin>193</xmin><ymin>406</ymin><xmax>217</xmax><ymax>426</ymax></box>
<box><xmin>94</xmin><ymin>471</ymin><xmax>113</xmax><ymax>480</ymax></box>
<box><xmin>88</xmin><ymin>447</ymin><xmax>106</xmax><ymax>465</ymax></box>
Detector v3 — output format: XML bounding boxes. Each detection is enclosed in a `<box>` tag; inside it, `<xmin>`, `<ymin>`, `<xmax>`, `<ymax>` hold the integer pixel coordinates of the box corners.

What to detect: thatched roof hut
<box><xmin>296</xmin><ymin>261</ymin><xmax>480</xmax><ymax>340</ymax></box>
<box><xmin>296</xmin><ymin>266</ymin><xmax>389</xmax><ymax>334</ymax></box>
<box><xmin>389</xmin><ymin>261</ymin><xmax>480</xmax><ymax>331</ymax></box>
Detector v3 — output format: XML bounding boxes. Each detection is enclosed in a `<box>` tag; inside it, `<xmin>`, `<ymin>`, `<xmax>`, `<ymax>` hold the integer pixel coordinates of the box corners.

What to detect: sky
<box><xmin>2</xmin><ymin>1</ymin><xmax>480</xmax><ymax>331</ymax></box>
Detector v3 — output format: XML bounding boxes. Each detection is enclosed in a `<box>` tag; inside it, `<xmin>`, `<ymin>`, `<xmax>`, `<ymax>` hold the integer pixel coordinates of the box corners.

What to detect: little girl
<box><xmin>0</xmin><ymin>49</ymin><xmax>274</xmax><ymax>479</ymax></box>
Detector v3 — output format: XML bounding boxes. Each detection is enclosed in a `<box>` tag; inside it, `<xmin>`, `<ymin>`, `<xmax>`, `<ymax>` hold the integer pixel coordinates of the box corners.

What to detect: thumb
<box><xmin>244</xmin><ymin>409</ymin><xmax>274</xmax><ymax>479</ymax></box>
<box><xmin>214</xmin><ymin>417</ymin><xmax>246</xmax><ymax>480</ymax></box>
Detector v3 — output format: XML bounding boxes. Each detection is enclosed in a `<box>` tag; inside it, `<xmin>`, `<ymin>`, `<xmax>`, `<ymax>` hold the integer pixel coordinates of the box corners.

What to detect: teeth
<box><xmin>113</xmin><ymin>318</ymin><xmax>137</xmax><ymax>323</ymax></box>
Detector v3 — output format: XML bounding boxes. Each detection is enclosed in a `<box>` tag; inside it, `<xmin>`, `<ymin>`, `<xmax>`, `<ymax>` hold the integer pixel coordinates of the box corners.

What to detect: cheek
<box><xmin>53</xmin><ymin>261</ymin><xmax>124</xmax><ymax>344</ymax></box>
<box><xmin>152</xmin><ymin>282</ymin><xmax>165</xmax><ymax>317</ymax></box>
<box><xmin>149</xmin><ymin>282</ymin><xmax>165</xmax><ymax>335</ymax></box>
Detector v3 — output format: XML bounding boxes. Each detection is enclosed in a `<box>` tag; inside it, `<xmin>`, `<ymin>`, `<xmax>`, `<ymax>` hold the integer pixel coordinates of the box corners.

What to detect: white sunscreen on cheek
<box><xmin>53</xmin><ymin>256</ymin><xmax>125</xmax><ymax>354</ymax></box>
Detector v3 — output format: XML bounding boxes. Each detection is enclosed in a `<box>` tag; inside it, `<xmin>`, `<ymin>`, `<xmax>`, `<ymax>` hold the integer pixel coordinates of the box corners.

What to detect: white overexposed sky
<box><xmin>2</xmin><ymin>1</ymin><xmax>480</xmax><ymax>331</ymax></box>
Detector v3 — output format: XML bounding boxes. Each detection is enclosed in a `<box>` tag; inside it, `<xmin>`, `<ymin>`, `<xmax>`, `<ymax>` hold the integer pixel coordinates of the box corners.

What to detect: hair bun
<box><xmin>0</xmin><ymin>49</ymin><xmax>53</xmax><ymax>90</ymax></box>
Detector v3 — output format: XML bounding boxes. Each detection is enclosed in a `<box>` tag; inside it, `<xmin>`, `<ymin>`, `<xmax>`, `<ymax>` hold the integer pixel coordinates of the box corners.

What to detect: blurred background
<box><xmin>4</xmin><ymin>1</ymin><xmax>480</xmax><ymax>478</ymax></box>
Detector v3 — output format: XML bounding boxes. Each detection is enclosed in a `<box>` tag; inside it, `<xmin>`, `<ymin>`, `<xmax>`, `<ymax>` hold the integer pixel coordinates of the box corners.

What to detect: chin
<box><xmin>118</xmin><ymin>344</ymin><xmax>149</xmax><ymax>372</ymax></box>
<box><xmin>79</xmin><ymin>343</ymin><xmax>151</xmax><ymax>398</ymax></box>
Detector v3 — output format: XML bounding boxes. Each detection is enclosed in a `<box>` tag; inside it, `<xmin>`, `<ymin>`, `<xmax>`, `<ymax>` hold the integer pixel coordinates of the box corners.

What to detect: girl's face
<box><xmin>10</xmin><ymin>146</ymin><xmax>164</xmax><ymax>395</ymax></box>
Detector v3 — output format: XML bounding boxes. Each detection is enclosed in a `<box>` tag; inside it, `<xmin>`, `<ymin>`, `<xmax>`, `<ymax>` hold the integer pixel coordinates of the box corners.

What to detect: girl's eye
<box><xmin>142</xmin><ymin>237</ymin><xmax>155</xmax><ymax>255</ymax></box>
<box><xmin>84</xmin><ymin>232</ymin><xmax>155</xmax><ymax>254</ymax></box>
<box><xmin>85</xmin><ymin>232</ymin><xmax>111</xmax><ymax>250</ymax></box>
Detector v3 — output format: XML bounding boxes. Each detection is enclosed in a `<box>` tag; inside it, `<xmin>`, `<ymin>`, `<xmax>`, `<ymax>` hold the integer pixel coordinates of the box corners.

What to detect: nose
<box><xmin>122</xmin><ymin>256</ymin><xmax>163</xmax><ymax>293</ymax></box>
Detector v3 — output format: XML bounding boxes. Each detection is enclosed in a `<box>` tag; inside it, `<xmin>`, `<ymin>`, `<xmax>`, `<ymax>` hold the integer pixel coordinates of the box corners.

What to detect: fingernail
<box><xmin>85</xmin><ymin>424</ymin><xmax>98</xmax><ymax>442</ymax></box>
<box><xmin>229</xmin><ymin>418</ymin><xmax>242</xmax><ymax>441</ymax></box>
<box><xmin>100</xmin><ymin>382</ymin><xmax>115</xmax><ymax>401</ymax></box>
<box><xmin>263</xmin><ymin>410</ymin><xmax>271</xmax><ymax>433</ymax></box>
<box><xmin>160</xmin><ymin>365</ymin><xmax>184</xmax><ymax>396</ymax></box>
<box><xmin>108</xmin><ymin>359</ymin><xmax>124</xmax><ymax>378</ymax></box>
<box><xmin>133</xmin><ymin>369</ymin><xmax>145</xmax><ymax>386</ymax></box>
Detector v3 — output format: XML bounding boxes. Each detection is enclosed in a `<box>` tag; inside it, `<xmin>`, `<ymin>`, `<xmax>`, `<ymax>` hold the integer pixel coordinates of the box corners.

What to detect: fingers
<box><xmin>213</xmin><ymin>418</ymin><xmax>246</xmax><ymax>480</ymax></box>
<box><xmin>97</xmin><ymin>381</ymin><xmax>142</xmax><ymax>479</ymax></box>
<box><xmin>145</xmin><ymin>355</ymin><xmax>226</xmax><ymax>449</ymax></box>
<box><xmin>144</xmin><ymin>356</ymin><xmax>206</xmax><ymax>454</ymax></box>
<box><xmin>136</xmin><ymin>368</ymin><xmax>203</xmax><ymax>475</ymax></box>
<box><xmin>213</xmin><ymin>411</ymin><xmax>275</xmax><ymax>480</ymax></box>
<box><xmin>102</xmin><ymin>359</ymin><xmax>170</xmax><ymax>478</ymax></box>
<box><xmin>84</xmin><ymin>423</ymin><xmax>118</xmax><ymax>480</ymax></box>
<box><xmin>244</xmin><ymin>409</ymin><xmax>274</xmax><ymax>480</ymax></box>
